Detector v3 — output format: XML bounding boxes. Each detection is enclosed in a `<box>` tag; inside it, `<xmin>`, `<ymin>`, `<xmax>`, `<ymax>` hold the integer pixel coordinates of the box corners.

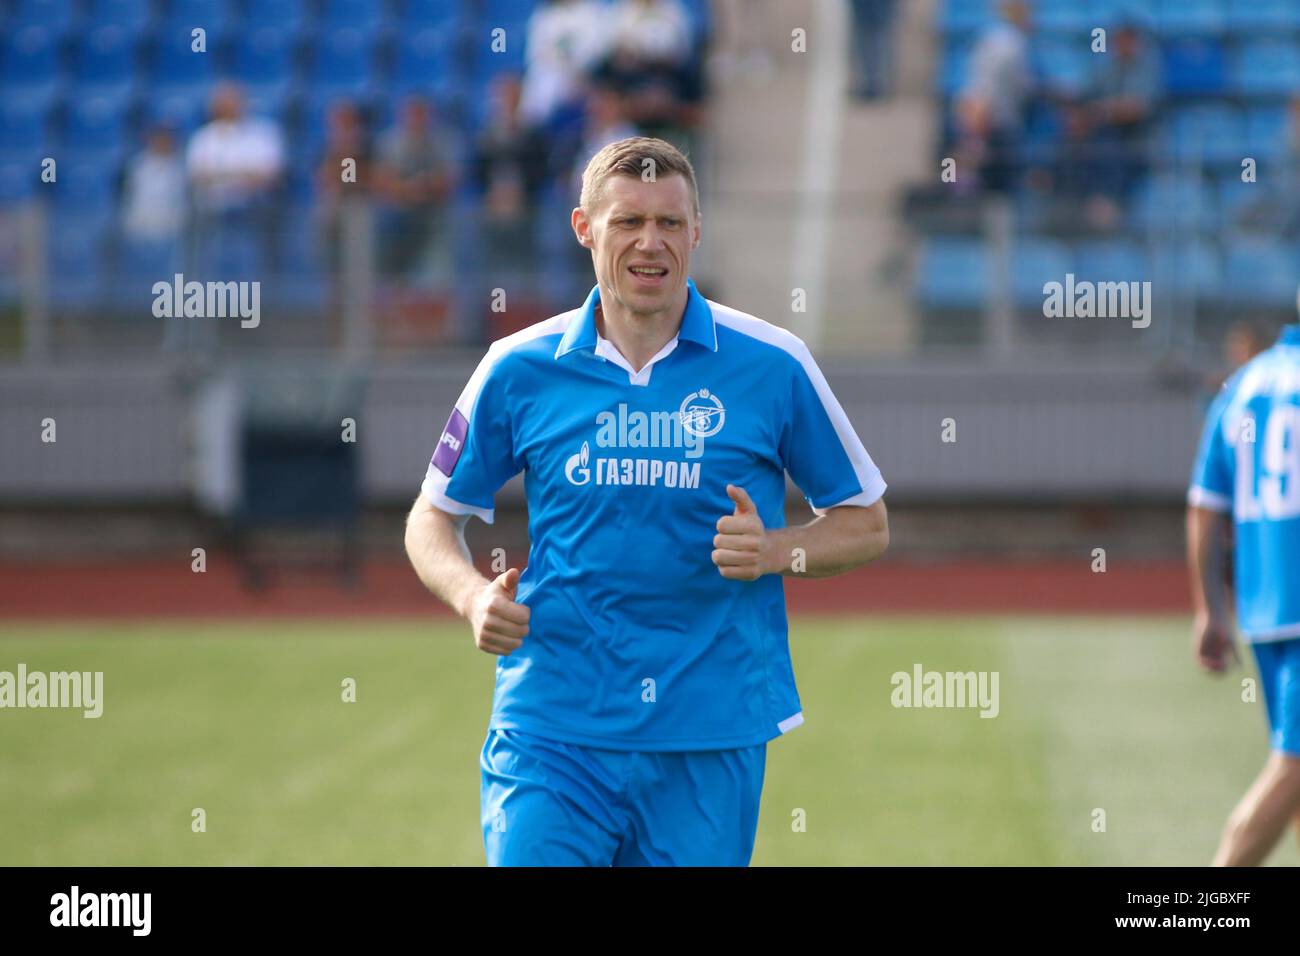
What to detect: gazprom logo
<box><xmin>565</xmin><ymin>441</ymin><xmax>591</xmax><ymax>485</ymax></box>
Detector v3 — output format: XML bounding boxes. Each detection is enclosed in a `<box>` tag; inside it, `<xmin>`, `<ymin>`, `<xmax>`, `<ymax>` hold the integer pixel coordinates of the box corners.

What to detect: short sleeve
<box><xmin>421</xmin><ymin>348</ymin><xmax>521</xmax><ymax>524</ymax></box>
<box><xmin>780</xmin><ymin>345</ymin><xmax>887</xmax><ymax>513</ymax></box>
<box><xmin>1188</xmin><ymin>392</ymin><xmax>1233</xmax><ymax>513</ymax></box>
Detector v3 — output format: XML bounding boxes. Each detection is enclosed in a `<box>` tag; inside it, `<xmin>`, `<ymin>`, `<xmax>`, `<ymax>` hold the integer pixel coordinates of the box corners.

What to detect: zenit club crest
<box><xmin>679</xmin><ymin>389</ymin><xmax>725</xmax><ymax>439</ymax></box>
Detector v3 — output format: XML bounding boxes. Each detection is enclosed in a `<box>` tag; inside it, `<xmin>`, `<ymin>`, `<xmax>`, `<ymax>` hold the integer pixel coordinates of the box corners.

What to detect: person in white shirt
<box><xmin>519</xmin><ymin>0</ymin><xmax>610</xmax><ymax>132</ymax></box>
<box><xmin>186</xmin><ymin>82</ymin><xmax>285</xmax><ymax>216</ymax></box>
<box><xmin>123</xmin><ymin>124</ymin><xmax>186</xmax><ymax>245</ymax></box>
<box><xmin>606</xmin><ymin>0</ymin><xmax>692</xmax><ymax>68</ymax></box>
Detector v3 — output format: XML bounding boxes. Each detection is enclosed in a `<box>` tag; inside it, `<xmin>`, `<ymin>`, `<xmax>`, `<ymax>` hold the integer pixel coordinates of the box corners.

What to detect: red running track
<box><xmin>0</xmin><ymin>556</ymin><xmax>1190</xmax><ymax>619</ymax></box>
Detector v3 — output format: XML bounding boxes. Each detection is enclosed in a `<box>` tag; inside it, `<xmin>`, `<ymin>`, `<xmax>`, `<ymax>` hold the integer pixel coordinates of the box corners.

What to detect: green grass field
<box><xmin>1</xmin><ymin>615</ymin><xmax>1295</xmax><ymax>866</ymax></box>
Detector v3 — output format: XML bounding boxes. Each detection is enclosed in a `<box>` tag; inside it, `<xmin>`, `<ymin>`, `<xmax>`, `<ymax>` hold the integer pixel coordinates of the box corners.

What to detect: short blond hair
<box><xmin>579</xmin><ymin>136</ymin><xmax>700</xmax><ymax>216</ymax></box>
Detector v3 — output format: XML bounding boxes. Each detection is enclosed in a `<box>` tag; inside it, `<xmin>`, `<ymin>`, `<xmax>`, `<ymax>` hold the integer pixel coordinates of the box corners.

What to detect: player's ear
<box><xmin>571</xmin><ymin>206</ymin><xmax>593</xmax><ymax>248</ymax></box>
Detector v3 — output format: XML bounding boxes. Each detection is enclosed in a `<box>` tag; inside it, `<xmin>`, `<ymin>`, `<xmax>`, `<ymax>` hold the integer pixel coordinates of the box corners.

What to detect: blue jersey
<box><xmin>422</xmin><ymin>278</ymin><xmax>887</xmax><ymax>750</ymax></box>
<box><xmin>1189</xmin><ymin>323</ymin><xmax>1300</xmax><ymax>642</ymax></box>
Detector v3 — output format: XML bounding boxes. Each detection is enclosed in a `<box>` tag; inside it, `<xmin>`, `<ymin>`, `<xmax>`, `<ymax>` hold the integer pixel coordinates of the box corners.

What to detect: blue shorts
<box><xmin>479</xmin><ymin>728</ymin><xmax>766</xmax><ymax>866</ymax></box>
<box><xmin>1251</xmin><ymin>638</ymin><xmax>1300</xmax><ymax>756</ymax></box>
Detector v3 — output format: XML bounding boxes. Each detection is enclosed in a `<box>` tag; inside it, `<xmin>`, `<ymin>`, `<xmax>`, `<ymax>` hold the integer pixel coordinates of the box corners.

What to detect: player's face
<box><xmin>574</xmin><ymin>174</ymin><xmax>700</xmax><ymax>318</ymax></box>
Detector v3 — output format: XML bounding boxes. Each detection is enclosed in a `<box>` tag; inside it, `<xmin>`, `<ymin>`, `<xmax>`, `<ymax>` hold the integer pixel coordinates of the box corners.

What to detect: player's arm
<box><xmin>404</xmin><ymin>494</ymin><xmax>530</xmax><ymax>655</ymax></box>
<box><xmin>1186</xmin><ymin>504</ymin><xmax>1239</xmax><ymax>674</ymax></box>
<box><xmin>712</xmin><ymin>485</ymin><xmax>888</xmax><ymax>581</ymax></box>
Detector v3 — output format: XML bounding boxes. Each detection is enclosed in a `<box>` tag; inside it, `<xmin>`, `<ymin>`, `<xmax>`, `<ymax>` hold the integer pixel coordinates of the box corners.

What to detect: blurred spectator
<box><xmin>956</xmin><ymin>0</ymin><xmax>1033</xmax><ymax>195</ymax></box>
<box><xmin>848</xmin><ymin>0</ymin><xmax>898</xmax><ymax>100</ymax></box>
<box><xmin>1224</xmin><ymin>320</ymin><xmax>1272</xmax><ymax>374</ymax></box>
<box><xmin>316</xmin><ymin>100</ymin><xmax>372</xmax><ymax>275</ymax></box>
<box><xmin>1237</xmin><ymin>95</ymin><xmax>1300</xmax><ymax>236</ymax></box>
<box><xmin>520</xmin><ymin>0</ymin><xmax>610</xmax><ymax>135</ymax></box>
<box><xmin>186</xmin><ymin>82</ymin><xmax>284</xmax><ymax>220</ymax></box>
<box><xmin>472</xmin><ymin>75</ymin><xmax>551</xmax><ymax>330</ymax></box>
<box><xmin>607</xmin><ymin>0</ymin><xmax>692</xmax><ymax>67</ymax></box>
<box><xmin>316</xmin><ymin>101</ymin><xmax>371</xmax><ymax>348</ymax></box>
<box><xmin>372</xmin><ymin>97</ymin><xmax>457</xmax><ymax>279</ymax></box>
<box><xmin>185</xmin><ymin>82</ymin><xmax>284</xmax><ymax>282</ymax></box>
<box><xmin>567</xmin><ymin>84</ymin><xmax>640</xmax><ymax>215</ymax></box>
<box><xmin>122</xmin><ymin>124</ymin><xmax>186</xmax><ymax>250</ymax></box>
<box><xmin>593</xmin><ymin>0</ymin><xmax>701</xmax><ymax>140</ymax></box>
<box><xmin>122</xmin><ymin>124</ymin><xmax>186</xmax><ymax>350</ymax></box>
<box><xmin>1076</xmin><ymin>20</ymin><xmax>1162</xmax><ymax>225</ymax></box>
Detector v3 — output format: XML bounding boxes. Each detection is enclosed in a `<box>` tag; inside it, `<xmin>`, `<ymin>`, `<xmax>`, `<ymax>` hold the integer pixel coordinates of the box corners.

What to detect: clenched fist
<box><xmin>468</xmin><ymin>567</ymin><xmax>531</xmax><ymax>655</ymax></box>
<box><xmin>712</xmin><ymin>484</ymin><xmax>773</xmax><ymax>581</ymax></box>
<box><xmin>1193</xmin><ymin>610</ymin><xmax>1239</xmax><ymax>674</ymax></box>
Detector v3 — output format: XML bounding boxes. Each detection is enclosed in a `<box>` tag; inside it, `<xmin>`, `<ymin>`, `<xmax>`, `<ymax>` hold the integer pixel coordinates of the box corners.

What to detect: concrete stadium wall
<box><xmin>0</xmin><ymin>356</ymin><xmax>1208</xmax><ymax>505</ymax></box>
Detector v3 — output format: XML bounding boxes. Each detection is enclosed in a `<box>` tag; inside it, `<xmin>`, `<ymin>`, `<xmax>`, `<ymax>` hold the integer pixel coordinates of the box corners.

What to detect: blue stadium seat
<box><xmin>163</xmin><ymin>0</ymin><xmax>242</xmax><ymax>34</ymax></box>
<box><xmin>85</xmin><ymin>0</ymin><xmax>156</xmax><ymax>25</ymax></box>
<box><xmin>1226</xmin><ymin>0</ymin><xmax>1300</xmax><ymax>32</ymax></box>
<box><xmin>678</xmin><ymin>0</ymin><xmax>713</xmax><ymax>48</ymax></box>
<box><xmin>0</xmin><ymin>155</ymin><xmax>40</xmax><ymax>202</ymax></box>
<box><xmin>916</xmin><ymin>238</ymin><xmax>990</xmax><ymax>310</ymax></box>
<box><xmin>1244</xmin><ymin>106</ymin><xmax>1289</xmax><ymax>162</ymax></box>
<box><xmin>1161</xmin><ymin>38</ymin><xmax>1226</xmax><ymax>96</ymax></box>
<box><xmin>242</xmin><ymin>86</ymin><xmax>294</xmax><ymax>128</ymax></box>
<box><xmin>63</xmin><ymin>92</ymin><xmax>132</xmax><ymax>154</ymax></box>
<box><xmin>937</xmin><ymin>40</ymin><xmax>973</xmax><ymax>96</ymax></box>
<box><xmin>74</xmin><ymin>24</ymin><xmax>141</xmax><ymax>96</ymax></box>
<box><xmin>294</xmin><ymin>93</ymin><xmax>348</xmax><ymax>159</ymax></box>
<box><xmin>308</xmin><ymin>27</ymin><xmax>380</xmax><ymax>97</ymax></box>
<box><xmin>151</xmin><ymin>22</ymin><xmax>219</xmax><ymax>92</ymax></box>
<box><xmin>145</xmin><ymin>87</ymin><xmax>212</xmax><ymax>136</ymax></box>
<box><xmin>1073</xmin><ymin>239</ymin><xmax>1148</xmax><ymax>284</ymax></box>
<box><xmin>481</xmin><ymin>0</ymin><xmax>542</xmax><ymax>22</ymax></box>
<box><xmin>47</xmin><ymin>211</ymin><xmax>111</xmax><ymax>307</ymax></box>
<box><xmin>1152</xmin><ymin>0</ymin><xmax>1226</xmax><ymax>36</ymax></box>
<box><xmin>0</xmin><ymin>99</ymin><xmax>54</xmax><ymax>158</ymax></box>
<box><xmin>1132</xmin><ymin>174</ymin><xmax>1218</xmax><ymax>233</ymax></box>
<box><xmin>1216</xmin><ymin>172</ymin><xmax>1259</xmax><ymax>223</ymax></box>
<box><xmin>1011</xmin><ymin>239</ymin><xmax>1070</xmax><ymax>308</ymax></box>
<box><xmin>231</xmin><ymin>26</ymin><xmax>298</xmax><ymax>95</ymax></box>
<box><xmin>392</xmin><ymin>28</ymin><xmax>456</xmax><ymax>95</ymax></box>
<box><xmin>937</xmin><ymin>0</ymin><xmax>992</xmax><ymax>36</ymax></box>
<box><xmin>282</xmin><ymin>153</ymin><xmax>318</xmax><ymax>204</ymax></box>
<box><xmin>265</xmin><ymin>212</ymin><xmax>326</xmax><ymax>311</ymax></box>
<box><xmin>1233</xmin><ymin>40</ymin><xmax>1300</xmax><ymax>98</ymax></box>
<box><xmin>471</xmin><ymin>17</ymin><xmax>528</xmax><ymax>78</ymax></box>
<box><xmin>1167</xmin><ymin>104</ymin><xmax>1246</xmax><ymax>164</ymax></box>
<box><xmin>321</xmin><ymin>0</ymin><xmax>392</xmax><ymax>29</ymax></box>
<box><xmin>3</xmin><ymin>25</ymin><xmax>63</xmax><ymax>96</ymax></box>
<box><xmin>1222</xmin><ymin>240</ymin><xmax>1298</xmax><ymax>307</ymax></box>
<box><xmin>1033</xmin><ymin>39</ymin><xmax>1093</xmax><ymax>97</ymax></box>
<box><xmin>1036</xmin><ymin>0</ymin><xmax>1119</xmax><ymax>35</ymax></box>
<box><xmin>49</xmin><ymin>159</ymin><xmax>117</xmax><ymax>211</ymax></box>
<box><xmin>1151</xmin><ymin>240</ymin><xmax>1222</xmax><ymax>302</ymax></box>
<box><xmin>9</xmin><ymin>0</ymin><xmax>79</xmax><ymax>32</ymax></box>
<box><xmin>249</xmin><ymin>0</ymin><xmax>309</xmax><ymax>30</ymax></box>
<box><xmin>401</xmin><ymin>0</ymin><xmax>462</xmax><ymax>30</ymax></box>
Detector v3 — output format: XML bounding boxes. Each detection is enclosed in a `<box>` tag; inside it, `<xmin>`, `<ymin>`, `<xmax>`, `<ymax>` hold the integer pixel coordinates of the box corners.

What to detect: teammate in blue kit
<box><xmin>404</xmin><ymin>137</ymin><xmax>890</xmax><ymax>866</ymax></box>
<box><xmin>1187</xmin><ymin>316</ymin><xmax>1300</xmax><ymax>866</ymax></box>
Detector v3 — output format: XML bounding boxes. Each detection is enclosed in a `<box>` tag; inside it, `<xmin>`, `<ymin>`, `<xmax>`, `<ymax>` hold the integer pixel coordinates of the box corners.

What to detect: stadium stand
<box><xmin>917</xmin><ymin>0</ymin><xmax>1300</xmax><ymax>340</ymax></box>
<box><xmin>0</xmin><ymin>0</ymin><xmax>713</xmax><ymax>345</ymax></box>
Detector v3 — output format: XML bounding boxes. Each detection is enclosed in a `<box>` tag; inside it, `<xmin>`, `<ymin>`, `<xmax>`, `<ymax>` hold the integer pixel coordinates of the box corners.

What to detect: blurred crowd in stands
<box><xmin>947</xmin><ymin>0</ymin><xmax>1300</xmax><ymax>239</ymax></box>
<box><xmin>3</xmin><ymin>0</ymin><xmax>711</xmax><ymax>347</ymax></box>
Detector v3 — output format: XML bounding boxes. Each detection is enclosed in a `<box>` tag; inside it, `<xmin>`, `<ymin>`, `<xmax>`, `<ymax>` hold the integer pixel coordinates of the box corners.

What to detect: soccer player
<box><xmin>404</xmin><ymin>137</ymin><xmax>889</xmax><ymax>866</ymax></box>
<box><xmin>1187</xmin><ymin>316</ymin><xmax>1300</xmax><ymax>866</ymax></box>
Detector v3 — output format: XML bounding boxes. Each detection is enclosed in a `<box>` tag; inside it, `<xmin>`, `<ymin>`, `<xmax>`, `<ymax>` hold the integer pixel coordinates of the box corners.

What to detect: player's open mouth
<box><xmin>628</xmin><ymin>264</ymin><xmax>669</xmax><ymax>286</ymax></box>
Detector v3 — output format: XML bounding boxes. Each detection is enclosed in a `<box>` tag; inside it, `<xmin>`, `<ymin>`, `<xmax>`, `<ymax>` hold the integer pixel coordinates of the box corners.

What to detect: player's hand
<box><xmin>712</xmin><ymin>485</ymin><xmax>772</xmax><ymax>581</ymax></box>
<box><xmin>1193</xmin><ymin>610</ymin><xmax>1239</xmax><ymax>674</ymax></box>
<box><xmin>467</xmin><ymin>567</ymin><xmax>530</xmax><ymax>656</ymax></box>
